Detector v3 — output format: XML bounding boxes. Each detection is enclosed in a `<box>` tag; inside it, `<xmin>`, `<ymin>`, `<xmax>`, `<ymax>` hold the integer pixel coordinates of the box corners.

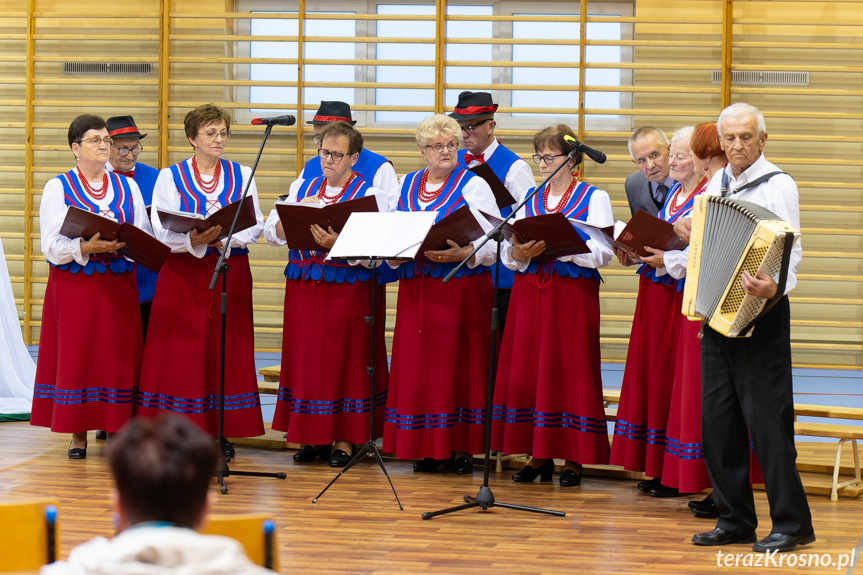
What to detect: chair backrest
<box><xmin>0</xmin><ymin>498</ymin><xmax>59</xmax><ymax>572</ymax></box>
<box><xmin>200</xmin><ymin>513</ymin><xmax>277</xmax><ymax>570</ymax></box>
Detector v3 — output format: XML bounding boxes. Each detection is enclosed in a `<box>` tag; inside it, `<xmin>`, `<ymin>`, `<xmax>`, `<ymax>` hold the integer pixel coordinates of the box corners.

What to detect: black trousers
<box><xmin>700</xmin><ymin>296</ymin><xmax>812</xmax><ymax>537</ymax></box>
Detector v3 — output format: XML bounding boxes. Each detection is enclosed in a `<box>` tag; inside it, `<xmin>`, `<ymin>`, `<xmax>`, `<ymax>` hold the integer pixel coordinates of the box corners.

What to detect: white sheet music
<box><xmin>327</xmin><ymin>211</ymin><xmax>438</xmax><ymax>260</ymax></box>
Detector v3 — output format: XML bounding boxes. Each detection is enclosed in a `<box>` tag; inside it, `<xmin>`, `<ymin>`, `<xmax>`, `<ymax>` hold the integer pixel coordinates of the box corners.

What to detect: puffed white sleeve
<box><xmin>372</xmin><ymin>162</ymin><xmax>401</xmax><ymax>212</ymax></box>
<box><xmin>223</xmin><ymin>165</ymin><xmax>264</xmax><ymax>253</ymax></box>
<box><xmin>500</xmin><ymin>200</ymin><xmax>531</xmax><ymax>273</ymax></box>
<box><xmin>149</xmin><ymin>168</ymin><xmax>206</xmax><ymax>258</ymax></box>
<box><xmin>561</xmin><ymin>189</ymin><xmax>614</xmax><ymax>269</ymax></box>
<box><xmin>39</xmin><ymin>177</ymin><xmax>87</xmax><ymax>266</ymax></box>
<box><xmin>263</xmin><ymin>178</ymin><xmax>304</xmax><ymax>247</ymax></box>
<box><xmin>462</xmin><ymin>176</ymin><xmax>501</xmax><ymax>268</ymax></box>
<box><xmin>504</xmin><ymin>158</ymin><xmax>536</xmax><ymax>204</ymax></box>
<box><xmin>664</xmin><ymin>246</ymin><xmax>689</xmax><ymax>280</ymax></box>
<box><xmin>387</xmin><ymin>174</ymin><xmax>410</xmax><ymax>269</ymax></box>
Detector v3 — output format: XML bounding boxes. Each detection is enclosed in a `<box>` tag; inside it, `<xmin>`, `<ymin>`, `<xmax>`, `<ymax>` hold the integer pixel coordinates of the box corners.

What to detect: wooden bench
<box><xmin>794</xmin><ymin>404</ymin><xmax>863</xmax><ymax>500</ymax></box>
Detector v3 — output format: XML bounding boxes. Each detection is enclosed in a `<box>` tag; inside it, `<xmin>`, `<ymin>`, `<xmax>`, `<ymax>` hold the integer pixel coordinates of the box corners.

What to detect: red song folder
<box><xmin>59</xmin><ymin>206</ymin><xmax>170</xmax><ymax>273</ymax></box>
<box><xmin>414</xmin><ymin>205</ymin><xmax>486</xmax><ymax>264</ymax></box>
<box><xmin>480</xmin><ymin>211</ymin><xmax>589</xmax><ymax>264</ymax></box>
<box><xmin>614</xmin><ymin>209</ymin><xmax>687</xmax><ymax>258</ymax></box>
<box><xmin>275</xmin><ymin>195</ymin><xmax>379</xmax><ymax>252</ymax></box>
<box><xmin>157</xmin><ymin>199</ymin><xmax>258</xmax><ymax>241</ymax></box>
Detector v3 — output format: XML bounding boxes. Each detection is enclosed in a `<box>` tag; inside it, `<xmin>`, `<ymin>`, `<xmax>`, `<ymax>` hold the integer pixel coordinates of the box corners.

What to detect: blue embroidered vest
<box><xmin>128</xmin><ymin>162</ymin><xmax>160</xmax><ymax>302</ymax></box>
<box><xmin>457</xmin><ymin>143</ymin><xmax>522</xmax><ymax>289</ymax></box>
<box><xmin>638</xmin><ymin>181</ymin><xmax>702</xmax><ymax>292</ymax></box>
<box><xmin>395</xmin><ymin>168</ymin><xmax>486</xmax><ymax>280</ymax></box>
<box><xmin>168</xmin><ymin>158</ymin><xmax>249</xmax><ymax>257</ymax></box>
<box><xmin>521</xmin><ymin>181</ymin><xmax>602</xmax><ymax>282</ymax></box>
<box><xmin>285</xmin><ymin>174</ymin><xmax>376</xmax><ymax>283</ymax></box>
<box><xmin>53</xmin><ymin>169</ymin><xmax>136</xmax><ymax>275</ymax></box>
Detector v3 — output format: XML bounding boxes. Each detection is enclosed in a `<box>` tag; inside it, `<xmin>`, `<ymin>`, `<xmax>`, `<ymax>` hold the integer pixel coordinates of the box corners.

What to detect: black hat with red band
<box><xmin>106</xmin><ymin>116</ymin><xmax>147</xmax><ymax>139</ymax></box>
<box><xmin>306</xmin><ymin>101</ymin><xmax>357</xmax><ymax>126</ymax></box>
<box><xmin>448</xmin><ymin>91</ymin><xmax>498</xmax><ymax>122</ymax></box>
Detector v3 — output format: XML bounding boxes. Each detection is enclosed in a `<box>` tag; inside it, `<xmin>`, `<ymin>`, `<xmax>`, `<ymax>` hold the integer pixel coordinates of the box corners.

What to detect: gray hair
<box><xmin>670</xmin><ymin>126</ymin><xmax>694</xmax><ymax>150</ymax></box>
<box><xmin>717</xmin><ymin>103</ymin><xmax>766</xmax><ymax>137</ymax></box>
<box><xmin>628</xmin><ymin>126</ymin><xmax>669</xmax><ymax>158</ymax></box>
<box><xmin>416</xmin><ymin>114</ymin><xmax>462</xmax><ymax>150</ymax></box>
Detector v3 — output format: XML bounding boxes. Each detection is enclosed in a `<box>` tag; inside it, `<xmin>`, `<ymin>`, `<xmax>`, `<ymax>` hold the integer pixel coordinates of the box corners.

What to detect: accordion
<box><xmin>681</xmin><ymin>195</ymin><xmax>799</xmax><ymax>337</ymax></box>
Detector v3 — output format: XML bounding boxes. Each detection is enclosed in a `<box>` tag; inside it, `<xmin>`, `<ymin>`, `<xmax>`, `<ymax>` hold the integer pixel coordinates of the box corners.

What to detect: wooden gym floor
<box><xmin>1</xmin><ymin>422</ymin><xmax>862</xmax><ymax>575</ymax></box>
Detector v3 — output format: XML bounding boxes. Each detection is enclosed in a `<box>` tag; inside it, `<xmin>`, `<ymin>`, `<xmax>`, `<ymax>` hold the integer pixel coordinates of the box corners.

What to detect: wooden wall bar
<box><xmin>1</xmin><ymin>0</ymin><xmax>862</xmax><ymax>368</ymax></box>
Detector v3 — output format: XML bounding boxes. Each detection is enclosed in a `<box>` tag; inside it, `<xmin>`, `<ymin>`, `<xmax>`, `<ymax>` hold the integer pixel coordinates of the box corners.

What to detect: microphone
<box><xmin>251</xmin><ymin>115</ymin><xmax>297</xmax><ymax>126</ymax></box>
<box><xmin>563</xmin><ymin>134</ymin><xmax>607</xmax><ymax>164</ymax></box>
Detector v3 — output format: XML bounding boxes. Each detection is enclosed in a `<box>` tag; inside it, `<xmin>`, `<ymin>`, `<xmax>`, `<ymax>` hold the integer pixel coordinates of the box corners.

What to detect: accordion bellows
<box><xmin>682</xmin><ymin>195</ymin><xmax>800</xmax><ymax>337</ymax></box>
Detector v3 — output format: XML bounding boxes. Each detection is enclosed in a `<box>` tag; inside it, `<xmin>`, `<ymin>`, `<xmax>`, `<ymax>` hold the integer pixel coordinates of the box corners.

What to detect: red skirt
<box><xmin>491</xmin><ymin>273</ymin><xmax>609</xmax><ymax>464</ymax></box>
<box><xmin>31</xmin><ymin>266</ymin><xmax>141</xmax><ymax>433</ymax></box>
<box><xmin>272</xmin><ymin>277</ymin><xmax>388</xmax><ymax>444</ymax></box>
<box><xmin>662</xmin><ymin>295</ymin><xmax>764</xmax><ymax>490</ymax></box>
<box><xmin>383</xmin><ymin>272</ymin><xmax>492</xmax><ymax>459</ymax></box>
<box><xmin>135</xmin><ymin>252</ymin><xmax>264</xmax><ymax>438</ymax></box>
<box><xmin>609</xmin><ymin>275</ymin><xmax>678</xmax><ymax>476</ymax></box>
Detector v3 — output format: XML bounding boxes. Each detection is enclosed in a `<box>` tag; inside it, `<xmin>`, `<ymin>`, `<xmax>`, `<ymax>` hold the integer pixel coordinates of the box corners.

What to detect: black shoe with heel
<box><xmin>67</xmin><ymin>440</ymin><xmax>87</xmax><ymax>460</ymax></box>
<box><xmin>293</xmin><ymin>444</ymin><xmax>332</xmax><ymax>463</ymax></box>
<box><xmin>512</xmin><ymin>460</ymin><xmax>554</xmax><ymax>482</ymax></box>
<box><xmin>329</xmin><ymin>449</ymin><xmax>353</xmax><ymax>468</ymax></box>
<box><xmin>559</xmin><ymin>466</ymin><xmax>583</xmax><ymax>487</ymax></box>
<box><xmin>412</xmin><ymin>457</ymin><xmax>452</xmax><ymax>472</ymax></box>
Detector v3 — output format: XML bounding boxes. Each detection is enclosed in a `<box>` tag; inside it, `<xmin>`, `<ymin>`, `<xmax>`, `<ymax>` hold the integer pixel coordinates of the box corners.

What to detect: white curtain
<box><xmin>0</xmin><ymin>234</ymin><xmax>35</xmax><ymax>414</ymax></box>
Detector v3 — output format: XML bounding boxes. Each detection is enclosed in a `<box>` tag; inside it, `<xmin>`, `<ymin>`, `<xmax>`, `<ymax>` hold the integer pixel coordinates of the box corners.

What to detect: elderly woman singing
<box><xmin>383</xmin><ymin>114</ymin><xmax>500</xmax><ymax>474</ymax></box>
<box><xmin>31</xmin><ymin>114</ymin><xmax>150</xmax><ymax>458</ymax></box>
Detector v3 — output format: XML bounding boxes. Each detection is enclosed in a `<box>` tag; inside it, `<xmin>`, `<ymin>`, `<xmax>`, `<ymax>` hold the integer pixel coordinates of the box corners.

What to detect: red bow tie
<box><xmin>116</xmin><ymin>170</ymin><xmax>135</xmax><ymax>178</ymax></box>
<box><xmin>464</xmin><ymin>153</ymin><xmax>485</xmax><ymax>165</ymax></box>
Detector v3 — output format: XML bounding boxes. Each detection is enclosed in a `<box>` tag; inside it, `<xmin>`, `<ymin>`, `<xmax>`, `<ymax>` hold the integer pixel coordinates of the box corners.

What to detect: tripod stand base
<box><xmin>421</xmin><ymin>485</ymin><xmax>565</xmax><ymax>520</ymax></box>
<box><xmin>216</xmin><ymin>450</ymin><xmax>287</xmax><ymax>494</ymax></box>
<box><xmin>312</xmin><ymin>440</ymin><xmax>403</xmax><ymax>510</ymax></box>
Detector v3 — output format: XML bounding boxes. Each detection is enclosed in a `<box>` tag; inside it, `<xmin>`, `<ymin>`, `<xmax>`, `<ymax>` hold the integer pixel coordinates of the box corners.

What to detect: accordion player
<box><xmin>681</xmin><ymin>195</ymin><xmax>800</xmax><ymax>337</ymax></box>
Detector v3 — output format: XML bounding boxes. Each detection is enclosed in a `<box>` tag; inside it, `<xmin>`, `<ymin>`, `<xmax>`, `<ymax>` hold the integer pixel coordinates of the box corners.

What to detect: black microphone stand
<box><xmin>312</xmin><ymin>257</ymin><xmax>403</xmax><ymax>509</ymax></box>
<box><xmin>421</xmin><ymin>143</ymin><xmax>584</xmax><ymax>520</ymax></box>
<box><xmin>209</xmin><ymin>122</ymin><xmax>287</xmax><ymax>494</ymax></box>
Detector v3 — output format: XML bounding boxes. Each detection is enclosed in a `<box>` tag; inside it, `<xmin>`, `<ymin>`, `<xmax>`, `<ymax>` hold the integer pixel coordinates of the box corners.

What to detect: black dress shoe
<box><xmin>559</xmin><ymin>468</ymin><xmax>582</xmax><ymax>487</ymax></box>
<box><xmin>94</xmin><ymin>430</ymin><xmax>107</xmax><ymax>440</ymax></box>
<box><xmin>752</xmin><ymin>532</ymin><xmax>815</xmax><ymax>553</ymax></box>
<box><xmin>67</xmin><ymin>441</ymin><xmax>87</xmax><ymax>460</ymax></box>
<box><xmin>413</xmin><ymin>457</ymin><xmax>451</xmax><ymax>472</ymax></box>
<box><xmin>222</xmin><ymin>439</ymin><xmax>235</xmax><ymax>459</ymax></box>
<box><xmin>692</xmin><ymin>528</ymin><xmax>757</xmax><ymax>546</ymax></box>
<box><xmin>649</xmin><ymin>483</ymin><xmax>681</xmax><ymax>498</ymax></box>
<box><xmin>329</xmin><ymin>449</ymin><xmax>353</xmax><ymax>468</ymax></box>
<box><xmin>452</xmin><ymin>456</ymin><xmax>474</xmax><ymax>474</ymax></box>
<box><xmin>637</xmin><ymin>477</ymin><xmax>661</xmax><ymax>492</ymax></box>
<box><xmin>512</xmin><ymin>460</ymin><xmax>554</xmax><ymax>482</ymax></box>
<box><xmin>689</xmin><ymin>495</ymin><xmax>720</xmax><ymax>518</ymax></box>
<box><xmin>293</xmin><ymin>445</ymin><xmax>331</xmax><ymax>463</ymax></box>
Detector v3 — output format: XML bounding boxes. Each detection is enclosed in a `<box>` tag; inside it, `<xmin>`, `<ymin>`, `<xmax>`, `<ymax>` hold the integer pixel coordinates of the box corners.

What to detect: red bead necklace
<box><xmin>669</xmin><ymin>177</ymin><xmax>707</xmax><ymax>215</ymax></box>
<box><xmin>76</xmin><ymin>167</ymin><xmax>108</xmax><ymax>200</ymax></box>
<box><xmin>542</xmin><ymin>176</ymin><xmax>577</xmax><ymax>213</ymax></box>
<box><xmin>417</xmin><ymin>169</ymin><xmax>454</xmax><ymax>203</ymax></box>
<box><xmin>317</xmin><ymin>173</ymin><xmax>354</xmax><ymax>204</ymax></box>
<box><xmin>192</xmin><ymin>156</ymin><xmax>221</xmax><ymax>194</ymax></box>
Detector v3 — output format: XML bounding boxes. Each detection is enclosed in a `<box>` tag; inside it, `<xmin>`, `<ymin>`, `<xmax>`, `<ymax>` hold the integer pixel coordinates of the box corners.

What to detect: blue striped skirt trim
<box><xmin>613</xmin><ymin>418</ymin><xmax>667</xmax><ymax>445</ymax></box>
<box><xmin>277</xmin><ymin>388</ymin><xmax>388</xmax><ymax>414</ymax></box>
<box><xmin>384</xmin><ymin>407</ymin><xmax>485</xmax><ymax>430</ymax></box>
<box><xmin>33</xmin><ymin>383</ymin><xmax>134</xmax><ymax>405</ymax></box>
<box><xmin>135</xmin><ymin>390</ymin><xmax>261</xmax><ymax>414</ymax></box>
<box><xmin>491</xmin><ymin>406</ymin><xmax>607</xmax><ymax>434</ymax></box>
<box><xmin>664</xmin><ymin>437</ymin><xmax>705</xmax><ymax>460</ymax></box>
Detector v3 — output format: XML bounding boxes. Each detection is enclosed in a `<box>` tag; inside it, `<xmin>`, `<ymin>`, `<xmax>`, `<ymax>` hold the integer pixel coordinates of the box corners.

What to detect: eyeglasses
<box><xmin>532</xmin><ymin>153</ymin><xmax>567</xmax><ymax>165</ymax></box>
<box><xmin>318</xmin><ymin>148</ymin><xmax>346</xmax><ymax>162</ymax></box>
<box><xmin>312</xmin><ymin>135</ymin><xmax>322</xmax><ymax>145</ymax></box>
<box><xmin>114</xmin><ymin>143</ymin><xmax>143</xmax><ymax>157</ymax></box>
<box><xmin>423</xmin><ymin>141</ymin><xmax>458</xmax><ymax>154</ymax></box>
<box><xmin>197</xmin><ymin>130</ymin><xmax>230</xmax><ymax>141</ymax></box>
<box><xmin>78</xmin><ymin>137</ymin><xmax>113</xmax><ymax>148</ymax></box>
<box><xmin>460</xmin><ymin>118</ymin><xmax>492</xmax><ymax>134</ymax></box>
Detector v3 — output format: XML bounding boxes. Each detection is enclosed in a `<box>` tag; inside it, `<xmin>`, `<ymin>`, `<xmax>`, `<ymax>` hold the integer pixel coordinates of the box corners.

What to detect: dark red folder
<box><xmin>614</xmin><ymin>209</ymin><xmax>687</xmax><ymax>257</ymax></box>
<box><xmin>414</xmin><ymin>205</ymin><xmax>486</xmax><ymax>264</ymax></box>
<box><xmin>59</xmin><ymin>206</ymin><xmax>170</xmax><ymax>273</ymax></box>
<box><xmin>469</xmin><ymin>163</ymin><xmax>516</xmax><ymax>209</ymax></box>
<box><xmin>157</xmin><ymin>199</ymin><xmax>258</xmax><ymax>241</ymax></box>
<box><xmin>275</xmin><ymin>195</ymin><xmax>379</xmax><ymax>252</ymax></box>
<box><xmin>481</xmin><ymin>211</ymin><xmax>589</xmax><ymax>264</ymax></box>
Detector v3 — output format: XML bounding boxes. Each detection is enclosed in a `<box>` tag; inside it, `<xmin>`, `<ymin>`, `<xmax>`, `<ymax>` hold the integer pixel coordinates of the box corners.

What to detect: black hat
<box><xmin>106</xmin><ymin>115</ymin><xmax>147</xmax><ymax>139</ymax></box>
<box><xmin>448</xmin><ymin>91</ymin><xmax>498</xmax><ymax>122</ymax></box>
<box><xmin>306</xmin><ymin>101</ymin><xmax>357</xmax><ymax>125</ymax></box>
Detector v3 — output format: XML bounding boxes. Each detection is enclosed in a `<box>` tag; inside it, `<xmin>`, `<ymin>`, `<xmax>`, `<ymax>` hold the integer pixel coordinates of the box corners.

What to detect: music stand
<box><xmin>209</xmin><ymin>123</ymin><xmax>287</xmax><ymax>494</ymax></box>
<box><xmin>312</xmin><ymin>210</ymin><xmax>437</xmax><ymax>508</ymax></box>
<box><xmin>421</xmin><ymin>143</ymin><xmax>586</xmax><ymax>520</ymax></box>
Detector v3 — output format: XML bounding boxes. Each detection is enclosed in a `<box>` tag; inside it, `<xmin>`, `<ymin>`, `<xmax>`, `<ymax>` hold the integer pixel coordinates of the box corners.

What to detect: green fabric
<box><xmin>0</xmin><ymin>413</ymin><xmax>30</xmax><ymax>422</ymax></box>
